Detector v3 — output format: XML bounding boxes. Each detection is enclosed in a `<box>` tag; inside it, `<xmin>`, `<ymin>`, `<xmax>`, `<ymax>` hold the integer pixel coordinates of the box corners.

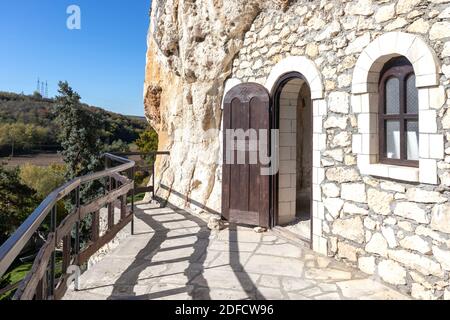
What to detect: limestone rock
<box><xmin>358</xmin><ymin>256</ymin><xmax>375</xmax><ymax>275</ymax></box>
<box><xmin>145</xmin><ymin>0</ymin><xmax>264</xmax><ymax>213</ymax></box>
<box><xmin>396</xmin><ymin>0</ymin><xmax>421</xmax><ymax>14</ymax></box>
<box><xmin>415</xmin><ymin>225</ymin><xmax>450</xmax><ymax>245</ymax></box>
<box><xmin>381</xmin><ymin>227</ymin><xmax>397</xmax><ymax>248</ymax></box>
<box><xmin>385</xmin><ymin>17</ymin><xmax>408</xmax><ymax>31</ymax></box>
<box><xmin>322</xmin><ymin>183</ymin><xmax>340</xmax><ymax>198</ymax></box>
<box><xmin>431</xmin><ymin>204</ymin><xmax>450</xmax><ymax>234</ymax></box>
<box><xmin>328</xmin><ymin>92</ymin><xmax>350</xmax><ymax>114</ymax></box>
<box><xmin>432</xmin><ymin>246</ymin><xmax>450</xmax><ymax>271</ymax></box>
<box><xmin>345</xmin><ymin>0</ymin><xmax>374</xmax><ymax>16</ymax></box>
<box><xmin>254</xmin><ymin>227</ymin><xmax>267</xmax><ymax>233</ymax></box>
<box><xmin>380</xmin><ymin>181</ymin><xmax>405</xmax><ymax>193</ymax></box>
<box><xmin>323</xmin><ymin>149</ymin><xmax>344</xmax><ymax>162</ymax></box>
<box><xmin>324</xmin><ymin>198</ymin><xmax>344</xmax><ymax>218</ymax></box>
<box><xmin>331</xmin><ymin>132</ymin><xmax>351</xmax><ymax>148</ymax></box>
<box><xmin>430</xmin><ymin>22</ymin><xmax>450</xmax><ymax>40</ymax></box>
<box><xmin>326</xmin><ymin>167</ymin><xmax>360</xmax><ymax>183</ymax></box>
<box><xmin>398</xmin><ymin>221</ymin><xmax>414</xmax><ymax>232</ymax></box>
<box><xmin>332</xmin><ymin>217</ymin><xmax>365</xmax><ymax>243</ymax></box>
<box><xmin>394</xmin><ymin>202</ymin><xmax>429</xmax><ymax>224</ymax></box>
<box><xmin>305</xmin><ymin>43</ymin><xmax>319</xmax><ymax>58</ymax></box>
<box><xmin>406</xmin><ymin>188</ymin><xmax>446</xmax><ymax>204</ymax></box>
<box><xmin>364</xmin><ymin>217</ymin><xmax>378</xmax><ymax>230</ymax></box>
<box><xmin>341</xmin><ymin>183</ymin><xmax>367</xmax><ymax>203</ymax></box>
<box><xmin>365</xmin><ymin>233</ymin><xmax>388</xmax><ymax>257</ymax></box>
<box><xmin>368</xmin><ymin>189</ymin><xmax>393</xmax><ymax>216</ymax></box>
<box><xmin>378</xmin><ymin>260</ymin><xmax>407</xmax><ymax>285</ymax></box>
<box><xmin>407</xmin><ymin>18</ymin><xmax>430</xmax><ymax>34</ymax></box>
<box><xmin>388</xmin><ymin>250</ymin><xmax>443</xmax><ymax>277</ymax></box>
<box><xmin>400</xmin><ymin>235</ymin><xmax>431</xmax><ymax>254</ymax></box>
<box><xmin>337</xmin><ymin>241</ymin><xmax>359</xmax><ymax>262</ymax></box>
<box><xmin>208</xmin><ymin>215</ymin><xmax>226</xmax><ymax>231</ymax></box>
<box><xmin>375</xmin><ymin>4</ymin><xmax>395</xmax><ymax>23</ymax></box>
<box><xmin>345</xmin><ymin>33</ymin><xmax>370</xmax><ymax>55</ymax></box>
<box><xmin>411</xmin><ymin>283</ymin><xmax>437</xmax><ymax>300</ymax></box>
<box><xmin>443</xmin><ymin>42</ymin><xmax>450</xmax><ymax>57</ymax></box>
<box><xmin>343</xmin><ymin>203</ymin><xmax>369</xmax><ymax>215</ymax></box>
<box><xmin>324</xmin><ymin>116</ymin><xmax>348</xmax><ymax>130</ymax></box>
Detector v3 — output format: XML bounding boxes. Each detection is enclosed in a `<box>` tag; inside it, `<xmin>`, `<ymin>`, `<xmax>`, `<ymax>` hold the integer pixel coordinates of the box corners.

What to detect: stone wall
<box><xmin>145</xmin><ymin>0</ymin><xmax>450</xmax><ymax>299</ymax></box>
<box><xmin>228</xmin><ymin>0</ymin><xmax>450</xmax><ymax>300</ymax></box>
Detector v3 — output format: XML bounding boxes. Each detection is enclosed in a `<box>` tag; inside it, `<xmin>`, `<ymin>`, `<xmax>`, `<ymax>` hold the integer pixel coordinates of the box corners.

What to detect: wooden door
<box><xmin>222</xmin><ymin>83</ymin><xmax>270</xmax><ymax>228</ymax></box>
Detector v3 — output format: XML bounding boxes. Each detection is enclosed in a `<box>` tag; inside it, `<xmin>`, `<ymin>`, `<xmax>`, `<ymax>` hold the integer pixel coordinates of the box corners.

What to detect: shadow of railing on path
<box><xmin>157</xmin><ymin>185</ymin><xmax>265</xmax><ymax>300</ymax></box>
<box><xmin>106</xmin><ymin>203</ymin><xmax>211</xmax><ymax>300</ymax></box>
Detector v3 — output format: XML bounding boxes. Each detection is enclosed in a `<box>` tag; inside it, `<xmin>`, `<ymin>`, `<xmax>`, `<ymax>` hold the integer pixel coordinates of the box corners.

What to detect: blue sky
<box><xmin>0</xmin><ymin>0</ymin><xmax>151</xmax><ymax>116</ymax></box>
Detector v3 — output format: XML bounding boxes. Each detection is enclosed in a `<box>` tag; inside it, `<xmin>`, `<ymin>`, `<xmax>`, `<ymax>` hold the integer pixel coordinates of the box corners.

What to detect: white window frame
<box><xmin>351</xmin><ymin>32</ymin><xmax>444</xmax><ymax>185</ymax></box>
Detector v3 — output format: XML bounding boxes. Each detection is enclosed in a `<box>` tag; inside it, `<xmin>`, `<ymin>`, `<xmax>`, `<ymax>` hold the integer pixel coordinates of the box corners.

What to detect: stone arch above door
<box><xmin>265</xmin><ymin>56</ymin><xmax>324</xmax><ymax>100</ymax></box>
<box><xmin>264</xmin><ymin>56</ymin><xmax>328</xmax><ymax>255</ymax></box>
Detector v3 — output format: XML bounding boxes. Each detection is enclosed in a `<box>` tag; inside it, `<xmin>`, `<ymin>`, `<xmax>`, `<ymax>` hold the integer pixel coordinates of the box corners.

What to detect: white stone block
<box><xmin>361</xmin><ymin>134</ymin><xmax>378</xmax><ymax>155</ymax></box>
<box><xmin>419</xmin><ymin>134</ymin><xmax>430</xmax><ymax>158</ymax></box>
<box><xmin>313</xmin><ymin>133</ymin><xmax>327</xmax><ymax>151</ymax></box>
<box><xmin>313</xmin><ymin>150</ymin><xmax>321</xmax><ymax>168</ymax></box>
<box><xmin>313</xmin><ymin>235</ymin><xmax>328</xmax><ymax>255</ymax></box>
<box><xmin>418</xmin><ymin>88</ymin><xmax>430</xmax><ymax>110</ymax></box>
<box><xmin>313</xmin><ymin>184</ymin><xmax>322</xmax><ymax>201</ymax></box>
<box><xmin>279</xmin><ymin>174</ymin><xmax>291</xmax><ymax>188</ymax></box>
<box><xmin>352</xmin><ymin>134</ymin><xmax>362</xmax><ymax>154</ymax></box>
<box><xmin>280</xmin><ymin>132</ymin><xmax>296</xmax><ymax>147</ymax></box>
<box><xmin>279</xmin><ymin>160</ymin><xmax>296</xmax><ymax>174</ymax></box>
<box><xmin>313</xmin><ymin>116</ymin><xmax>323</xmax><ymax>133</ymax></box>
<box><xmin>419</xmin><ymin>110</ymin><xmax>437</xmax><ymax>133</ymax></box>
<box><xmin>279</xmin><ymin>187</ymin><xmax>296</xmax><ymax>202</ymax></box>
<box><xmin>280</xmin><ymin>119</ymin><xmax>292</xmax><ymax>133</ymax></box>
<box><xmin>280</xmin><ymin>105</ymin><xmax>297</xmax><ymax>120</ymax></box>
<box><xmin>388</xmin><ymin>165</ymin><xmax>420</xmax><ymax>182</ymax></box>
<box><xmin>360</xmin><ymin>93</ymin><xmax>379</xmax><ymax>113</ymax></box>
<box><xmin>429</xmin><ymin>134</ymin><xmax>444</xmax><ymax>159</ymax></box>
<box><xmin>351</xmin><ymin>94</ymin><xmax>362</xmax><ymax>114</ymax></box>
<box><xmin>420</xmin><ymin>159</ymin><xmax>438</xmax><ymax>185</ymax></box>
<box><xmin>313</xmin><ymin>218</ymin><xmax>323</xmax><ymax>237</ymax></box>
<box><xmin>280</xmin><ymin>146</ymin><xmax>291</xmax><ymax>160</ymax></box>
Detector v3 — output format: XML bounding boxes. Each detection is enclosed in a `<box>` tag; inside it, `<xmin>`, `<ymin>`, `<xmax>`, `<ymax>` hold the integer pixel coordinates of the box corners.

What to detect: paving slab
<box><xmin>63</xmin><ymin>203</ymin><xmax>410</xmax><ymax>300</ymax></box>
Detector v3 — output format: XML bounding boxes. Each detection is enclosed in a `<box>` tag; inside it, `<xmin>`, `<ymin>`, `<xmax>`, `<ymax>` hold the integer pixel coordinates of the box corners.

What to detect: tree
<box><xmin>19</xmin><ymin>164</ymin><xmax>66</xmax><ymax>199</ymax></box>
<box><xmin>135</xmin><ymin>127</ymin><xmax>158</xmax><ymax>163</ymax></box>
<box><xmin>54</xmin><ymin>82</ymin><xmax>103</xmax><ymax>181</ymax></box>
<box><xmin>0</xmin><ymin>123</ymin><xmax>49</xmax><ymax>156</ymax></box>
<box><xmin>54</xmin><ymin>81</ymin><xmax>105</xmax><ymax>217</ymax></box>
<box><xmin>103</xmin><ymin>139</ymin><xmax>130</xmax><ymax>153</ymax></box>
<box><xmin>0</xmin><ymin>164</ymin><xmax>38</xmax><ymax>244</ymax></box>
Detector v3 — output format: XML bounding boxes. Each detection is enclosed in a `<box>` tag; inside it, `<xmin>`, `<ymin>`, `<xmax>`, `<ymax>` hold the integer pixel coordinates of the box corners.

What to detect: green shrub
<box><xmin>19</xmin><ymin>164</ymin><xmax>66</xmax><ymax>198</ymax></box>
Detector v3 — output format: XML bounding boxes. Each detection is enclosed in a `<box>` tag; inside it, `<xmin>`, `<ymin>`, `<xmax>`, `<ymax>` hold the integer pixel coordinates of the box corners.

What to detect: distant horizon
<box><xmin>0</xmin><ymin>0</ymin><xmax>151</xmax><ymax>117</ymax></box>
<box><xmin>0</xmin><ymin>88</ymin><xmax>147</xmax><ymax>119</ymax></box>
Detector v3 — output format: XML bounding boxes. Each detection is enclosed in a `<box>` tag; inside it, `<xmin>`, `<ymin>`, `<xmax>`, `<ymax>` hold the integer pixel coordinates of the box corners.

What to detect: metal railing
<box><xmin>0</xmin><ymin>151</ymin><xmax>168</xmax><ymax>300</ymax></box>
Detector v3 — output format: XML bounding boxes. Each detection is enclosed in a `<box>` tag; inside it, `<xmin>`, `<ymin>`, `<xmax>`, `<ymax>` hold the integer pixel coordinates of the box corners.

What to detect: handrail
<box><xmin>0</xmin><ymin>153</ymin><xmax>135</xmax><ymax>279</ymax></box>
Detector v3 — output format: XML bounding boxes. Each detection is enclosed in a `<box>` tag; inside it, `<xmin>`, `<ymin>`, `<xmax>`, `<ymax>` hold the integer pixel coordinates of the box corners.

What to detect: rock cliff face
<box><xmin>145</xmin><ymin>0</ymin><xmax>450</xmax><ymax>300</ymax></box>
<box><xmin>144</xmin><ymin>0</ymin><xmax>288</xmax><ymax>212</ymax></box>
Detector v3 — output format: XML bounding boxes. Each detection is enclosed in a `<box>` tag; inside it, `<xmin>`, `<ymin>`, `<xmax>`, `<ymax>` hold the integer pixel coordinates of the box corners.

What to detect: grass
<box><xmin>0</xmin><ymin>262</ymin><xmax>32</xmax><ymax>300</ymax></box>
<box><xmin>0</xmin><ymin>257</ymin><xmax>64</xmax><ymax>300</ymax></box>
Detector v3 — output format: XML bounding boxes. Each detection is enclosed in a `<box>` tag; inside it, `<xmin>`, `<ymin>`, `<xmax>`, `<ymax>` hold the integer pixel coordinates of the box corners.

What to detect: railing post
<box><xmin>92</xmin><ymin>210</ymin><xmax>100</xmax><ymax>242</ymax></box>
<box><xmin>48</xmin><ymin>205</ymin><xmax>57</xmax><ymax>299</ymax></box>
<box><xmin>131</xmin><ymin>167</ymin><xmax>135</xmax><ymax>235</ymax></box>
<box><xmin>107</xmin><ymin>176</ymin><xmax>114</xmax><ymax>230</ymax></box>
<box><xmin>152</xmin><ymin>164</ymin><xmax>155</xmax><ymax>203</ymax></box>
<box><xmin>74</xmin><ymin>186</ymin><xmax>80</xmax><ymax>266</ymax></box>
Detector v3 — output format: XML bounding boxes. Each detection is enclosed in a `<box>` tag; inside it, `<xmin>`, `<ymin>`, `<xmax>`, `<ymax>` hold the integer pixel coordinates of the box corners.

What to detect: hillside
<box><xmin>0</xmin><ymin>91</ymin><xmax>148</xmax><ymax>155</ymax></box>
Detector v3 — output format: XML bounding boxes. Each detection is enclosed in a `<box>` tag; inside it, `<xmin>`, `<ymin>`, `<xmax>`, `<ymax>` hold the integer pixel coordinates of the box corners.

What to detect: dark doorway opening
<box><xmin>271</xmin><ymin>72</ymin><xmax>312</xmax><ymax>243</ymax></box>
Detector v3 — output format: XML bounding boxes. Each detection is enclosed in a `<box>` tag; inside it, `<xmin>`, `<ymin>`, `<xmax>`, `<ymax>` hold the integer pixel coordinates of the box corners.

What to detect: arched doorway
<box><xmin>271</xmin><ymin>72</ymin><xmax>312</xmax><ymax>242</ymax></box>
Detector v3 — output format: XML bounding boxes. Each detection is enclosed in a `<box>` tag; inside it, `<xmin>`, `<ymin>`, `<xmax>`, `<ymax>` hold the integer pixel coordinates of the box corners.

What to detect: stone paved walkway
<box><xmin>63</xmin><ymin>203</ymin><xmax>409</xmax><ymax>300</ymax></box>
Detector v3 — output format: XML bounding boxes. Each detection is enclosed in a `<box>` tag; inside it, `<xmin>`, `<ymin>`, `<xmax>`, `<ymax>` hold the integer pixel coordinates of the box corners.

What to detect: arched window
<box><xmin>378</xmin><ymin>57</ymin><xmax>419</xmax><ymax>167</ymax></box>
